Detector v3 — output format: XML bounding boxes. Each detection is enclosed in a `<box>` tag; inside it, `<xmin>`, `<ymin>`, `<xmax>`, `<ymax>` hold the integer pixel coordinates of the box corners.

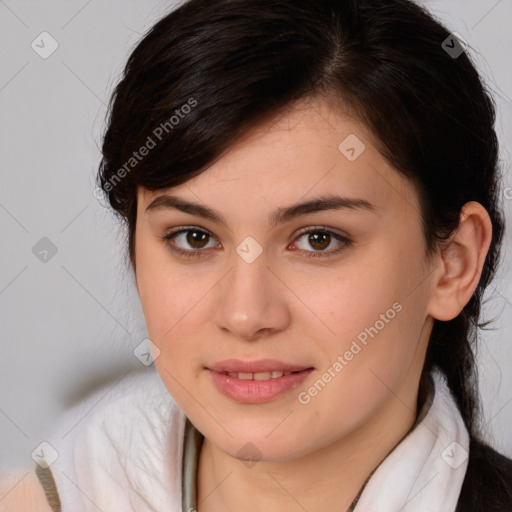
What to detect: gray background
<box><xmin>1</xmin><ymin>0</ymin><xmax>511</xmax><ymax>473</ymax></box>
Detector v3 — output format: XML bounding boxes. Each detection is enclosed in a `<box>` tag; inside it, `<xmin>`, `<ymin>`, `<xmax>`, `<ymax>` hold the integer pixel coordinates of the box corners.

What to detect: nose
<box><xmin>213</xmin><ymin>249</ymin><xmax>291</xmax><ymax>342</ymax></box>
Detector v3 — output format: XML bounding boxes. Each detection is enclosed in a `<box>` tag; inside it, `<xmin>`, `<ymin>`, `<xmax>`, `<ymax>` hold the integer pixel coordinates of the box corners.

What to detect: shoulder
<box><xmin>456</xmin><ymin>436</ymin><xmax>512</xmax><ymax>512</ymax></box>
<box><xmin>2</xmin><ymin>368</ymin><xmax>186</xmax><ymax>511</ymax></box>
<box><xmin>49</xmin><ymin>366</ymin><xmax>178</xmax><ymax>447</ymax></box>
<box><xmin>54</xmin><ymin>367</ymin><xmax>186</xmax><ymax>507</ymax></box>
<box><xmin>0</xmin><ymin>470</ymin><xmax>52</xmax><ymax>511</ymax></box>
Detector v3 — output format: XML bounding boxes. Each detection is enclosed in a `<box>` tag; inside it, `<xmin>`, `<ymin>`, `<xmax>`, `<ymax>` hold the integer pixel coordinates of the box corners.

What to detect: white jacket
<box><xmin>2</xmin><ymin>368</ymin><xmax>187</xmax><ymax>512</ymax></box>
<box><xmin>1</xmin><ymin>366</ymin><xmax>470</xmax><ymax>512</ymax></box>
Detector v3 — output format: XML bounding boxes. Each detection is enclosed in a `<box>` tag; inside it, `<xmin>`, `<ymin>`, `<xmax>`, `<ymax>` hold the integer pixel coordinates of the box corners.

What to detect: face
<box><xmin>134</xmin><ymin>96</ymin><xmax>437</xmax><ymax>462</ymax></box>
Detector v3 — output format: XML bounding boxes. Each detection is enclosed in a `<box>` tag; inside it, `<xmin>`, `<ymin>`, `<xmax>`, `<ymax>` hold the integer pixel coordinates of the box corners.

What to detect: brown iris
<box><xmin>308</xmin><ymin>232</ymin><xmax>330</xmax><ymax>251</ymax></box>
<box><xmin>186</xmin><ymin>230</ymin><xmax>209</xmax><ymax>249</ymax></box>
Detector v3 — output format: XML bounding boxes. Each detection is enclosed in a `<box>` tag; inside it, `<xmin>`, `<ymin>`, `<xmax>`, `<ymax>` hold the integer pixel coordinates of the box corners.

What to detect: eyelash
<box><xmin>161</xmin><ymin>226</ymin><xmax>353</xmax><ymax>260</ymax></box>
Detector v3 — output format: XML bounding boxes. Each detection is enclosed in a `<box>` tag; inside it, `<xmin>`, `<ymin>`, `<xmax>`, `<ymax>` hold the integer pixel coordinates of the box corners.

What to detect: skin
<box><xmin>0</xmin><ymin>471</ymin><xmax>52</xmax><ymax>511</ymax></box>
<box><xmin>134</xmin><ymin>96</ymin><xmax>492</xmax><ymax>512</ymax></box>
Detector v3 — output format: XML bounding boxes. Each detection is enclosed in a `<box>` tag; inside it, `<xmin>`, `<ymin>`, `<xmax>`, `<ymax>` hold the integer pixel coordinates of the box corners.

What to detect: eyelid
<box><xmin>162</xmin><ymin>224</ymin><xmax>352</xmax><ymax>259</ymax></box>
<box><xmin>163</xmin><ymin>224</ymin><xmax>349</xmax><ymax>240</ymax></box>
<box><xmin>293</xmin><ymin>225</ymin><xmax>348</xmax><ymax>239</ymax></box>
<box><xmin>164</xmin><ymin>226</ymin><xmax>217</xmax><ymax>244</ymax></box>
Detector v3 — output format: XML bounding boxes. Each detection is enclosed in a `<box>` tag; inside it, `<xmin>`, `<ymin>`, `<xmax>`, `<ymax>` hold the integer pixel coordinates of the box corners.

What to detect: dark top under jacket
<box><xmin>454</xmin><ymin>436</ymin><xmax>512</xmax><ymax>512</ymax></box>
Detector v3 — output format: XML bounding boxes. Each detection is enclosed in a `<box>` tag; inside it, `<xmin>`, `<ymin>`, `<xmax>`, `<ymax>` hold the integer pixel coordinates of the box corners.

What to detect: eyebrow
<box><xmin>145</xmin><ymin>193</ymin><xmax>377</xmax><ymax>228</ymax></box>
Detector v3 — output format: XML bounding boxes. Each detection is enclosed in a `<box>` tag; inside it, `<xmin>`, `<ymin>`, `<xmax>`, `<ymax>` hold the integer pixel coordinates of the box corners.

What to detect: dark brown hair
<box><xmin>97</xmin><ymin>0</ymin><xmax>504</xmax><ymax>443</ymax></box>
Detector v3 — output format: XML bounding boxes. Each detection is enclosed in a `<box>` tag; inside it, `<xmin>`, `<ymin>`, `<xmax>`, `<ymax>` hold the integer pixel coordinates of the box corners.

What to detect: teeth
<box><xmin>253</xmin><ymin>371</ymin><xmax>271</xmax><ymax>380</ymax></box>
<box><xmin>225</xmin><ymin>371</ymin><xmax>294</xmax><ymax>380</ymax></box>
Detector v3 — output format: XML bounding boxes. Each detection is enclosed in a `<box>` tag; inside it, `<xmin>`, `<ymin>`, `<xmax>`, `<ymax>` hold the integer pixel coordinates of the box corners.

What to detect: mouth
<box><xmin>207</xmin><ymin>359</ymin><xmax>314</xmax><ymax>403</ymax></box>
<box><xmin>208</xmin><ymin>358</ymin><xmax>311</xmax><ymax>374</ymax></box>
<box><xmin>219</xmin><ymin>370</ymin><xmax>296</xmax><ymax>380</ymax></box>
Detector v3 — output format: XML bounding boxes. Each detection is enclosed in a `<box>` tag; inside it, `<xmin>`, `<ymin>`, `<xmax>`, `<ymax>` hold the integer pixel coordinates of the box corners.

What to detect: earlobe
<box><xmin>427</xmin><ymin>201</ymin><xmax>493</xmax><ymax>321</ymax></box>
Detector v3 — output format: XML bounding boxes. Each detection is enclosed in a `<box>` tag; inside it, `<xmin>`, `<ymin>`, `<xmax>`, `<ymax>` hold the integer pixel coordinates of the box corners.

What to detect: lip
<box><xmin>208</xmin><ymin>358</ymin><xmax>312</xmax><ymax>374</ymax></box>
<box><xmin>207</xmin><ymin>359</ymin><xmax>314</xmax><ymax>404</ymax></box>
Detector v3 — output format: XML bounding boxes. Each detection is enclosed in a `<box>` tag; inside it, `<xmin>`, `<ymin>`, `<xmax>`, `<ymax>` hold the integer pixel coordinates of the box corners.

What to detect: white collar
<box><xmin>351</xmin><ymin>368</ymin><xmax>469</xmax><ymax>512</ymax></box>
<box><xmin>45</xmin><ymin>367</ymin><xmax>468</xmax><ymax>511</ymax></box>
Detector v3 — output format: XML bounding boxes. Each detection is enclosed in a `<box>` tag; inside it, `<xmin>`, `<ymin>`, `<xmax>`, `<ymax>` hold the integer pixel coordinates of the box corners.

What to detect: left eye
<box><xmin>292</xmin><ymin>229</ymin><xmax>352</xmax><ymax>257</ymax></box>
<box><xmin>162</xmin><ymin>226</ymin><xmax>352</xmax><ymax>259</ymax></box>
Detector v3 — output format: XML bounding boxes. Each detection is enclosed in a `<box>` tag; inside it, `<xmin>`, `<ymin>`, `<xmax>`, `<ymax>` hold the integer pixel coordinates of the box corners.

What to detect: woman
<box><xmin>1</xmin><ymin>0</ymin><xmax>511</xmax><ymax>510</ymax></box>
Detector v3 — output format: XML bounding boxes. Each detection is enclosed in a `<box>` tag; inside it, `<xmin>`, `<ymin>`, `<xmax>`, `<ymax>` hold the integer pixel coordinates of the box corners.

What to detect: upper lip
<box><xmin>208</xmin><ymin>359</ymin><xmax>312</xmax><ymax>373</ymax></box>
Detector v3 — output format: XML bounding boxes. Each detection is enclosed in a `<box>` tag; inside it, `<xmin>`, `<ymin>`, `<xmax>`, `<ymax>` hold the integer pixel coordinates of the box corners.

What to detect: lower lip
<box><xmin>208</xmin><ymin>369</ymin><xmax>313</xmax><ymax>403</ymax></box>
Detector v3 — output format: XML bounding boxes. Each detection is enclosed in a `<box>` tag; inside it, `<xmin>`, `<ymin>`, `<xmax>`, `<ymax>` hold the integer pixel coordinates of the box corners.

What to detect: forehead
<box><xmin>138</xmin><ymin>96</ymin><xmax>419</xmax><ymax>219</ymax></box>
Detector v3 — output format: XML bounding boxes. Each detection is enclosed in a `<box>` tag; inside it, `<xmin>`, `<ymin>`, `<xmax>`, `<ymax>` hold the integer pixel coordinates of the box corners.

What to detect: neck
<box><xmin>196</xmin><ymin>370</ymin><xmax>427</xmax><ymax>512</ymax></box>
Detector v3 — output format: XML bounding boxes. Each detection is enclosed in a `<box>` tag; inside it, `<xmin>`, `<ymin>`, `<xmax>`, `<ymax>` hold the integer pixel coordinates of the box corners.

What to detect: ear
<box><xmin>427</xmin><ymin>201</ymin><xmax>493</xmax><ymax>321</ymax></box>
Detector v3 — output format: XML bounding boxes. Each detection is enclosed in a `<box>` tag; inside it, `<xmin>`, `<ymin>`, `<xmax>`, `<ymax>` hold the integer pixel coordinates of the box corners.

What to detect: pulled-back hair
<box><xmin>97</xmin><ymin>0</ymin><xmax>504</xmax><ymax>440</ymax></box>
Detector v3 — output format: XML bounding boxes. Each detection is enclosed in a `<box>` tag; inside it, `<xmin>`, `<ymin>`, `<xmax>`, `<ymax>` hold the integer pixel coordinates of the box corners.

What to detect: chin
<box><xmin>204</xmin><ymin>421</ymin><xmax>309</xmax><ymax>461</ymax></box>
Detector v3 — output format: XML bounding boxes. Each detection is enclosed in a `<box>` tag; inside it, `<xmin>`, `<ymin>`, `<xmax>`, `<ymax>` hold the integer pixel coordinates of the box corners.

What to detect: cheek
<box><xmin>295</xmin><ymin>255</ymin><xmax>402</xmax><ymax>341</ymax></box>
<box><xmin>294</xmin><ymin>301</ymin><xmax>425</xmax><ymax>442</ymax></box>
<box><xmin>135</xmin><ymin>230</ymin><xmax>198</xmax><ymax>336</ymax></box>
<box><xmin>138</xmin><ymin>270</ymin><xmax>205</xmax><ymax>348</ymax></box>
<box><xmin>300</xmin><ymin>247</ymin><xmax>428</xmax><ymax>383</ymax></box>
<box><xmin>135</xmin><ymin>239</ymin><xmax>184</xmax><ymax>347</ymax></box>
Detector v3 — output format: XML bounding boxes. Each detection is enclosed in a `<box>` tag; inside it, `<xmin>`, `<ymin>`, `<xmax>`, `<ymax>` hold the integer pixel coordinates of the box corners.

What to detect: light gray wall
<box><xmin>1</xmin><ymin>0</ymin><xmax>511</xmax><ymax>473</ymax></box>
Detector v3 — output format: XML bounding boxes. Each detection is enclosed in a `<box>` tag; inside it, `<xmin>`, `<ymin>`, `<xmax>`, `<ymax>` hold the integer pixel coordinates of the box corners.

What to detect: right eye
<box><xmin>162</xmin><ymin>227</ymin><xmax>220</xmax><ymax>259</ymax></box>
